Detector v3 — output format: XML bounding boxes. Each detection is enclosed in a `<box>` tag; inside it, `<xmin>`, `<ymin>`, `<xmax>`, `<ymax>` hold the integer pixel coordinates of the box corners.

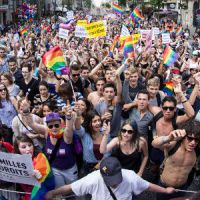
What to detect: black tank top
<box><xmin>111</xmin><ymin>143</ymin><xmax>142</xmax><ymax>173</ymax></box>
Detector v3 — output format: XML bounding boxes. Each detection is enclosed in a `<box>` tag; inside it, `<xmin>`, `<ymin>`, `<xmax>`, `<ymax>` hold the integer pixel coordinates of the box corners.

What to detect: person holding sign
<box><xmin>14</xmin><ymin>135</ymin><xmax>55</xmax><ymax>200</ymax></box>
<box><xmin>19</xmin><ymin>98</ymin><xmax>80</xmax><ymax>188</ymax></box>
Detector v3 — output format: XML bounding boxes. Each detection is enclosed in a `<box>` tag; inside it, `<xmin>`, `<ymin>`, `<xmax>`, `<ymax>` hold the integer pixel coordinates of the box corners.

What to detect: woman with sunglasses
<box><xmin>100</xmin><ymin>121</ymin><xmax>148</xmax><ymax>177</ymax></box>
<box><xmin>18</xmin><ymin>99</ymin><xmax>78</xmax><ymax>188</ymax></box>
<box><xmin>0</xmin><ymin>83</ymin><xmax>17</xmax><ymax>144</ymax></box>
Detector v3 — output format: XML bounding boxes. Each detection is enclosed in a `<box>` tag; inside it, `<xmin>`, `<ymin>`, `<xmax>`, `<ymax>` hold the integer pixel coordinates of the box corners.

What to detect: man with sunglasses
<box><xmin>148</xmin><ymin>84</ymin><xmax>195</xmax><ymax>171</ymax></box>
<box><xmin>152</xmin><ymin>120</ymin><xmax>200</xmax><ymax>200</ymax></box>
<box><xmin>70</xmin><ymin>64</ymin><xmax>91</xmax><ymax>97</ymax></box>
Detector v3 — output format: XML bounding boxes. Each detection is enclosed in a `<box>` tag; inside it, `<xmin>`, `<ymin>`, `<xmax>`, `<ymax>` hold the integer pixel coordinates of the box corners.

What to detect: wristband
<box><xmin>182</xmin><ymin>100</ymin><xmax>187</xmax><ymax>104</ymax></box>
<box><xmin>65</xmin><ymin>115</ymin><xmax>72</xmax><ymax>120</ymax></box>
<box><xmin>160</xmin><ymin>136</ymin><xmax>170</xmax><ymax>144</ymax></box>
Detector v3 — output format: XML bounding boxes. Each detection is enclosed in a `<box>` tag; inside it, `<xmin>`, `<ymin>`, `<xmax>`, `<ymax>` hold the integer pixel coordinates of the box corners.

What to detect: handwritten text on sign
<box><xmin>0</xmin><ymin>152</ymin><xmax>40</xmax><ymax>186</ymax></box>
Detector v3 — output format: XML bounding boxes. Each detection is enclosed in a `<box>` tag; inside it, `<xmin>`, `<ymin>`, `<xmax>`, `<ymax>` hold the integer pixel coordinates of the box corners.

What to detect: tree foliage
<box><xmin>150</xmin><ymin>0</ymin><xmax>164</xmax><ymax>10</ymax></box>
<box><xmin>119</xmin><ymin>0</ymin><xmax>126</xmax><ymax>6</ymax></box>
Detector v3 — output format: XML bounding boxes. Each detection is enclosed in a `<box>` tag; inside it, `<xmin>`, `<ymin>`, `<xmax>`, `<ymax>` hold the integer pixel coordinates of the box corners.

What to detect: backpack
<box><xmin>148</xmin><ymin>111</ymin><xmax>177</xmax><ymax>153</ymax></box>
<box><xmin>156</xmin><ymin>93</ymin><xmax>161</xmax><ymax>107</ymax></box>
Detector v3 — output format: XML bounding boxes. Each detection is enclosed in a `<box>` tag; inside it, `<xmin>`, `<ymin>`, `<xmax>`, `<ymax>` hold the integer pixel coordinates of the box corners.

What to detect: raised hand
<box><xmin>168</xmin><ymin>129</ymin><xmax>186</xmax><ymax>141</ymax></box>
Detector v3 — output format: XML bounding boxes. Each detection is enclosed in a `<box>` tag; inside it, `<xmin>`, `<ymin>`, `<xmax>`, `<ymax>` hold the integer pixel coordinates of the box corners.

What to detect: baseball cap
<box><xmin>192</xmin><ymin>51</ymin><xmax>198</xmax><ymax>56</ymax></box>
<box><xmin>46</xmin><ymin>112</ymin><xmax>61</xmax><ymax>123</ymax></box>
<box><xmin>100</xmin><ymin>157</ymin><xmax>122</xmax><ymax>187</ymax></box>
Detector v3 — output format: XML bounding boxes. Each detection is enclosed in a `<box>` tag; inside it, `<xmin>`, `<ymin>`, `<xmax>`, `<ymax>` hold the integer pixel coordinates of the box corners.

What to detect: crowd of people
<box><xmin>0</xmin><ymin>7</ymin><xmax>199</xmax><ymax>200</ymax></box>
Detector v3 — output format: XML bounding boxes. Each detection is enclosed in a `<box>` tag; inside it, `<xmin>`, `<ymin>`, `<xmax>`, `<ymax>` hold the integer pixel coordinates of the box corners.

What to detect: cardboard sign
<box><xmin>120</xmin><ymin>25</ymin><xmax>130</xmax><ymax>37</ymax></box>
<box><xmin>162</xmin><ymin>33</ymin><xmax>171</xmax><ymax>44</ymax></box>
<box><xmin>0</xmin><ymin>152</ymin><xmax>40</xmax><ymax>186</ymax></box>
<box><xmin>77</xmin><ymin>20</ymin><xmax>87</xmax><ymax>26</ymax></box>
<box><xmin>67</xmin><ymin>11</ymin><xmax>74</xmax><ymax>20</ymax></box>
<box><xmin>120</xmin><ymin>34</ymin><xmax>141</xmax><ymax>44</ymax></box>
<box><xmin>152</xmin><ymin>27</ymin><xmax>160</xmax><ymax>40</ymax></box>
<box><xmin>75</xmin><ymin>26</ymin><xmax>87</xmax><ymax>38</ymax></box>
<box><xmin>59</xmin><ymin>28</ymin><xmax>69</xmax><ymax>39</ymax></box>
<box><xmin>140</xmin><ymin>29</ymin><xmax>151</xmax><ymax>41</ymax></box>
<box><xmin>84</xmin><ymin>21</ymin><xmax>106</xmax><ymax>38</ymax></box>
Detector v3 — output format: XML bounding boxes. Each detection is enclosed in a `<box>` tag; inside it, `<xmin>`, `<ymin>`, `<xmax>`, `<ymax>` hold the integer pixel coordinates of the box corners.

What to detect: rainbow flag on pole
<box><xmin>163</xmin><ymin>81</ymin><xmax>174</xmax><ymax>96</ymax></box>
<box><xmin>176</xmin><ymin>25</ymin><xmax>183</xmax><ymax>35</ymax></box>
<box><xmin>163</xmin><ymin>46</ymin><xmax>178</xmax><ymax>67</ymax></box>
<box><xmin>112</xmin><ymin>3</ymin><xmax>124</xmax><ymax>15</ymax></box>
<box><xmin>131</xmin><ymin>7</ymin><xmax>144</xmax><ymax>21</ymax></box>
<box><xmin>123</xmin><ymin>36</ymin><xmax>134</xmax><ymax>58</ymax></box>
<box><xmin>20</xmin><ymin>27</ymin><xmax>28</xmax><ymax>37</ymax></box>
<box><xmin>42</xmin><ymin>46</ymin><xmax>66</xmax><ymax>73</ymax></box>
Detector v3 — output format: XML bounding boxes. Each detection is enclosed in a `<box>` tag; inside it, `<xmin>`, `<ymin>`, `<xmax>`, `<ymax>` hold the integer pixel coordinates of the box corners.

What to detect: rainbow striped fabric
<box><xmin>123</xmin><ymin>36</ymin><xmax>134</xmax><ymax>58</ymax></box>
<box><xmin>109</xmin><ymin>36</ymin><xmax>119</xmax><ymax>57</ymax></box>
<box><xmin>20</xmin><ymin>27</ymin><xmax>28</xmax><ymax>37</ymax></box>
<box><xmin>42</xmin><ymin>46</ymin><xmax>66</xmax><ymax>73</ymax></box>
<box><xmin>176</xmin><ymin>25</ymin><xmax>183</xmax><ymax>35</ymax></box>
<box><xmin>163</xmin><ymin>46</ymin><xmax>178</xmax><ymax>67</ymax></box>
<box><xmin>131</xmin><ymin>7</ymin><xmax>144</xmax><ymax>21</ymax></box>
<box><xmin>31</xmin><ymin>153</ymin><xmax>55</xmax><ymax>200</ymax></box>
<box><xmin>163</xmin><ymin>81</ymin><xmax>174</xmax><ymax>96</ymax></box>
<box><xmin>112</xmin><ymin>3</ymin><xmax>124</xmax><ymax>15</ymax></box>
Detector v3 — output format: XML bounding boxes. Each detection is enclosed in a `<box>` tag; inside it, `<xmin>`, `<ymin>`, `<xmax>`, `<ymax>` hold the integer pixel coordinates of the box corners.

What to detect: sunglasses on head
<box><xmin>162</xmin><ymin>106</ymin><xmax>175</xmax><ymax>111</ymax></box>
<box><xmin>121</xmin><ymin>128</ymin><xmax>134</xmax><ymax>135</ymax></box>
<box><xmin>47</xmin><ymin>123</ymin><xmax>60</xmax><ymax>129</ymax></box>
<box><xmin>72</xmin><ymin>74</ymin><xmax>80</xmax><ymax>77</ymax></box>
<box><xmin>0</xmin><ymin>88</ymin><xmax>6</xmax><ymax>92</ymax></box>
<box><xmin>186</xmin><ymin>135</ymin><xmax>200</xmax><ymax>143</ymax></box>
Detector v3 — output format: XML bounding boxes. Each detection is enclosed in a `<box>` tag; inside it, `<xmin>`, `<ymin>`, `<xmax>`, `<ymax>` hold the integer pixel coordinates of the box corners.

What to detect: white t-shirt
<box><xmin>71</xmin><ymin>169</ymin><xmax>149</xmax><ymax>200</ymax></box>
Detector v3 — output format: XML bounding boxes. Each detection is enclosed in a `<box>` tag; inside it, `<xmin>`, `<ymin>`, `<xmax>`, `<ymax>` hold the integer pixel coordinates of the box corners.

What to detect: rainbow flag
<box><xmin>131</xmin><ymin>7</ymin><xmax>144</xmax><ymax>21</ymax></box>
<box><xmin>31</xmin><ymin>153</ymin><xmax>55</xmax><ymax>200</ymax></box>
<box><xmin>42</xmin><ymin>46</ymin><xmax>66</xmax><ymax>73</ymax></box>
<box><xmin>110</xmin><ymin>36</ymin><xmax>119</xmax><ymax>52</ymax></box>
<box><xmin>163</xmin><ymin>46</ymin><xmax>178</xmax><ymax>67</ymax></box>
<box><xmin>112</xmin><ymin>3</ymin><xmax>124</xmax><ymax>15</ymax></box>
<box><xmin>123</xmin><ymin>36</ymin><xmax>134</xmax><ymax>58</ymax></box>
<box><xmin>176</xmin><ymin>25</ymin><xmax>183</xmax><ymax>35</ymax></box>
<box><xmin>163</xmin><ymin>81</ymin><xmax>174</xmax><ymax>96</ymax></box>
<box><xmin>20</xmin><ymin>27</ymin><xmax>28</xmax><ymax>37</ymax></box>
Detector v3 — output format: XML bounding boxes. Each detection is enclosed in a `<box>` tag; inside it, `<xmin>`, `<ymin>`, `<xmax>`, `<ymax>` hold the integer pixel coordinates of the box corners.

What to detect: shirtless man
<box><xmin>87</xmin><ymin>77</ymin><xmax>105</xmax><ymax>107</ymax></box>
<box><xmin>149</xmin><ymin>83</ymin><xmax>195</xmax><ymax>167</ymax></box>
<box><xmin>152</xmin><ymin>120</ymin><xmax>200</xmax><ymax>200</ymax></box>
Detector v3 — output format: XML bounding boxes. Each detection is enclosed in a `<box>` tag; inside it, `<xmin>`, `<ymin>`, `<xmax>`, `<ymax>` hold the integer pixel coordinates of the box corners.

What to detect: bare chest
<box><xmin>156</xmin><ymin>118</ymin><xmax>174</xmax><ymax>136</ymax></box>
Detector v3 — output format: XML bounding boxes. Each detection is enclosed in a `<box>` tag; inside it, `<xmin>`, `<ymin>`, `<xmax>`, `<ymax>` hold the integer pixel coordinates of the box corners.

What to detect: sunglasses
<box><xmin>0</xmin><ymin>88</ymin><xmax>6</xmax><ymax>92</ymax></box>
<box><xmin>72</xmin><ymin>74</ymin><xmax>80</xmax><ymax>77</ymax></box>
<box><xmin>121</xmin><ymin>128</ymin><xmax>134</xmax><ymax>135</ymax></box>
<box><xmin>162</xmin><ymin>106</ymin><xmax>175</xmax><ymax>111</ymax></box>
<box><xmin>186</xmin><ymin>135</ymin><xmax>200</xmax><ymax>143</ymax></box>
<box><xmin>47</xmin><ymin>123</ymin><xmax>60</xmax><ymax>129</ymax></box>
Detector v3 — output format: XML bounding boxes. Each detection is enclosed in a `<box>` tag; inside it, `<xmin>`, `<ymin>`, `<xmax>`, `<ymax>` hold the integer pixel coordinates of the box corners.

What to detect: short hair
<box><xmin>8</xmin><ymin>57</ymin><xmax>17</xmax><ymax>64</ymax></box>
<box><xmin>103</xmin><ymin>82</ymin><xmax>116</xmax><ymax>93</ymax></box>
<box><xmin>1</xmin><ymin>73</ymin><xmax>13</xmax><ymax>84</ymax></box>
<box><xmin>128</xmin><ymin>67</ymin><xmax>138</xmax><ymax>74</ymax></box>
<box><xmin>81</xmin><ymin>65</ymin><xmax>89</xmax><ymax>71</ymax></box>
<box><xmin>161</xmin><ymin>96</ymin><xmax>177</xmax><ymax>107</ymax></box>
<box><xmin>179</xmin><ymin>119</ymin><xmax>200</xmax><ymax>140</ymax></box>
<box><xmin>21</xmin><ymin>63</ymin><xmax>32</xmax><ymax>72</ymax></box>
<box><xmin>57</xmin><ymin>82</ymin><xmax>73</xmax><ymax>100</ymax></box>
<box><xmin>137</xmin><ymin>90</ymin><xmax>150</xmax><ymax>100</ymax></box>
<box><xmin>95</xmin><ymin>77</ymin><xmax>106</xmax><ymax>84</ymax></box>
<box><xmin>147</xmin><ymin>77</ymin><xmax>160</xmax><ymax>87</ymax></box>
<box><xmin>70</xmin><ymin>64</ymin><xmax>81</xmax><ymax>71</ymax></box>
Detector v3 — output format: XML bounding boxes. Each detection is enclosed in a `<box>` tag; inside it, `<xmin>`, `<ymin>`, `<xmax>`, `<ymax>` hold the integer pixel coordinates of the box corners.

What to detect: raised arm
<box><xmin>174</xmin><ymin>83</ymin><xmax>195</xmax><ymax>124</ymax></box>
<box><xmin>189</xmin><ymin>72</ymin><xmax>200</xmax><ymax>105</ymax></box>
<box><xmin>100</xmin><ymin>121</ymin><xmax>118</xmax><ymax>154</ymax></box>
<box><xmin>151</xmin><ymin>129</ymin><xmax>186</xmax><ymax>150</ymax></box>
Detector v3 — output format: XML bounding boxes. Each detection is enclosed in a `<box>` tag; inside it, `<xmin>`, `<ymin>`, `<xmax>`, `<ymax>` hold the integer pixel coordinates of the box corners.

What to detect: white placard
<box><xmin>14</xmin><ymin>33</ymin><xmax>20</xmax><ymax>42</ymax></box>
<box><xmin>152</xmin><ymin>27</ymin><xmax>160</xmax><ymax>40</ymax></box>
<box><xmin>162</xmin><ymin>33</ymin><xmax>171</xmax><ymax>44</ymax></box>
<box><xmin>140</xmin><ymin>29</ymin><xmax>151</xmax><ymax>41</ymax></box>
<box><xmin>59</xmin><ymin>28</ymin><xmax>69</xmax><ymax>39</ymax></box>
<box><xmin>58</xmin><ymin>16</ymin><xmax>67</xmax><ymax>23</ymax></box>
<box><xmin>75</xmin><ymin>26</ymin><xmax>87</xmax><ymax>38</ymax></box>
<box><xmin>145</xmin><ymin>30</ymin><xmax>153</xmax><ymax>52</ymax></box>
<box><xmin>120</xmin><ymin>25</ymin><xmax>130</xmax><ymax>37</ymax></box>
<box><xmin>0</xmin><ymin>152</ymin><xmax>40</xmax><ymax>186</ymax></box>
<box><xmin>67</xmin><ymin>11</ymin><xmax>74</xmax><ymax>20</ymax></box>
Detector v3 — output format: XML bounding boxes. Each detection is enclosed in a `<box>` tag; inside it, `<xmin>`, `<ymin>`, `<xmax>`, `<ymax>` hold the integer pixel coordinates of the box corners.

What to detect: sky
<box><xmin>92</xmin><ymin>0</ymin><xmax>108</xmax><ymax>7</ymax></box>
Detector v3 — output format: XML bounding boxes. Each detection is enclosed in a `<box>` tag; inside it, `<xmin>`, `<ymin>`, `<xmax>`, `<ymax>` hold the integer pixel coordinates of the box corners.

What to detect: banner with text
<box><xmin>0</xmin><ymin>152</ymin><xmax>40</xmax><ymax>186</ymax></box>
<box><xmin>59</xmin><ymin>28</ymin><xmax>69</xmax><ymax>39</ymax></box>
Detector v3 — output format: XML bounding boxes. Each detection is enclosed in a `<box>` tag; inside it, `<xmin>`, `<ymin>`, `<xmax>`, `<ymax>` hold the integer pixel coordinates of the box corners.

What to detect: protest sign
<box><xmin>145</xmin><ymin>30</ymin><xmax>153</xmax><ymax>52</ymax></box>
<box><xmin>59</xmin><ymin>28</ymin><xmax>69</xmax><ymax>39</ymax></box>
<box><xmin>75</xmin><ymin>26</ymin><xmax>87</xmax><ymax>38</ymax></box>
<box><xmin>14</xmin><ymin>33</ymin><xmax>20</xmax><ymax>42</ymax></box>
<box><xmin>162</xmin><ymin>33</ymin><xmax>171</xmax><ymax>44</ymax></box>
<box><xmin>120</xmin><ymin>34</ymin><xmax>141</xmax><ymax>43</ymax></box>
<box><xmin>58</xmin><ymin>16</ymin><xmax>67</xmax><ymax>23</ymax></box>
<box><xmin>77</xmin><ymin>20</ymin><xmax>87</xmax><ymax>26</ymax></box>
<box><xmin>0</xmin><ymin>152</ymin><xmax>40</xmax><ymax>186</ymax></box>
<box><xmin>140</xmin><ymin>29</ymin><xmax>151</xmax><ymax>41</ymax></box>
<box><xmin>67</xmin><ymin>11</ymin><xmax>74</xmax><ymax>20</ymax></box>
<box><xmin>120</xmin><ymin>25</ymin><xmax>130</xmax><ymax>37</ymax></box>
<box><xmin>84</xmin><ymin>21</ymin><xmax>106</xmax><ymax>38</ymax></box>
<box><xmin>152</xmin><ymin>27</ymin><xmax>160</xmax><ymax>40</ymax></box>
